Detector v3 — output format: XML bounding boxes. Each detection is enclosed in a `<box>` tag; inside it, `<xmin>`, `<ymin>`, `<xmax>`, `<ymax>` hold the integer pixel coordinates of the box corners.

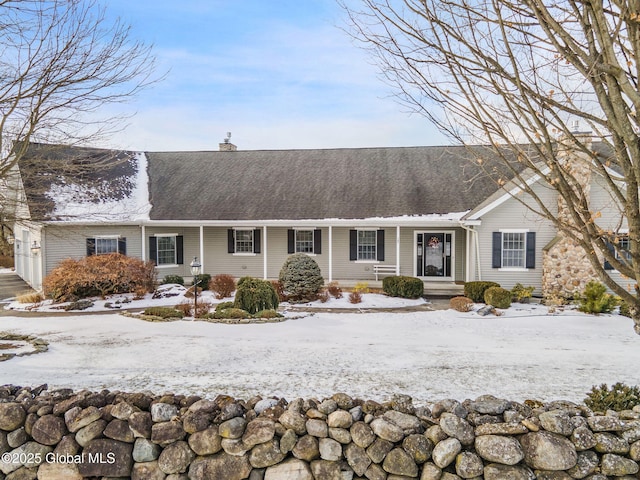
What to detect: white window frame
<box><xmin>295</xmin><ymin>229</ymin><xmax>315</xmax><ymax>255</ymax></box>
<box><xmin>93</xmin><ymin>235</ymin><xmax>122</xmax><ymax>255</ymax></box>
<box><xmin>499</xmin><ymin>229</ymin><xmax>528</xmax><ymax>271</ymax></box>
<box><xmin>234</xmin><ymin>228</ymin><xmax>255</xmax><ymax>255</ymax></box>
<box><xmin>155</xmin><ymin>234</ymin><xmax>177</xmax><ymax>266</ymax></box>
<box><xmin>357</xmin><ymin>229</ymin><xmax>377</xmax><ymax>262</ymax></box>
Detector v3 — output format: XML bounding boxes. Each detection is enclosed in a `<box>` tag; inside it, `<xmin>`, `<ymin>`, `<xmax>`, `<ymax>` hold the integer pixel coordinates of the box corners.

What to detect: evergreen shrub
<box><xmin>143</xmin><ymin>306</ymin><xmax>184</xmax><ymax>319</ymax></box>
<box><xmin>193</xmin><ymin>273</ymin><xmax>211</xmax><ymax>290</ymax></box>
<box><xmin>215</xmin><ymin>301</ymin><xmax>235</xmax><ymax>311</ymax></box>
<box><xmin>162</xmin><ymin>275</ymin><xmax>184</xmax><ymax>286</ymax></box>
<box><xmin>484</xmin><ymin>286</ymin><xmax>512</xmax><ymax>309</ymax></box>
<box><xmin>279</xmin><ymin>253</ymin><xmax>324</xmax><ymax>301</ymax></box>
<box><xmin>577</xmin><ymin>280</ymin><xmax>618</xmax><ymax>314</ymax></box>
<box><xmin>382</xmin><ymin>276</ymin><xmax>424</xmax><ymax>299</ymax></box>
<box><xmin>464</xmin><ymin>281</ymin><xmax>500</xmax><ymax>303</ymax></box>
<box><xmin>585</xmin><ymin>382</ymin><xmax>640</xmax><ymax>412</ymax></box>
<box><xmin>213</xmin><ymin>308</ymin><xmax>250</xmax><ymax>319</ymax></box>
<box><xmin>511</xmin><ymin>283</ymin><xmax>535</xmax><ymax>302</ymax></box>
<box><xmin>234</xmin><ymin>277</ymin><xmax>279</xmax><ymax>314</ymax></box>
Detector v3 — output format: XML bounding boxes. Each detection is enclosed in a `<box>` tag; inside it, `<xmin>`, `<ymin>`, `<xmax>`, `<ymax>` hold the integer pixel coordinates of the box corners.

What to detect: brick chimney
<box><xmin>219</xmin><ymin>132</ymin><xmax>237</xmax><ymax>152</ymax></box>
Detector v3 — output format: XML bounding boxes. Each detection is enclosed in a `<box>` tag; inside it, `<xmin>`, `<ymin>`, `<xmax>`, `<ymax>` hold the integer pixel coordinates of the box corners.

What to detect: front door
<box><xmin>416</xmin><ymin>232</ymin><xmax>453</xmax><ymax>278</ymax></box>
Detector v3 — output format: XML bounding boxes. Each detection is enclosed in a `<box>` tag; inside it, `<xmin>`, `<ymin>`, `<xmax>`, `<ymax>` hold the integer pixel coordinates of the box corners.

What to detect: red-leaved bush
<box><xmin>43</xmin><ymin>253</ymin><xmax>156</xmax><ymax>302</ymax></box>
<box><xmin>209</xmin><ymin>274</ymin><xmax>236</xmax><ymax>299</ymax></box>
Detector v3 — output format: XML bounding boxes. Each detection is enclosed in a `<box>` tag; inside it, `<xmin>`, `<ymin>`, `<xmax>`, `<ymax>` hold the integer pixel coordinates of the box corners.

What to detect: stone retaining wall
<box><xmin>0</xmin><ymin>386</ymin><xmax>639</xmax><ymax>479</ymax></box>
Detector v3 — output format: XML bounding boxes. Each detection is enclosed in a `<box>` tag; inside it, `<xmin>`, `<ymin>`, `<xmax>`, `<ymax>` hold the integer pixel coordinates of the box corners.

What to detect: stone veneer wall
<box><xmin>0</xmin><ymin>386</ymin><xmax>639</xmax><ymax>480</ymax></box>
<box><xmin>542</xmin><ymin>133</ymin><xmax>598</xmax><ymax>299</ymax></box>
<box><xmin>542</xmin><ymin>237</ymin><xmax>601</xmax><ymax>298</ymax></box>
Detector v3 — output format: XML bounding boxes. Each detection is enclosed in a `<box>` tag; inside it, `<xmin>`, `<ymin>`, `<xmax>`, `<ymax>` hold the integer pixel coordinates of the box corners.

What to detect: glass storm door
<box><xmin>416</xmin><ymin>233</ymin><xmax>452</xmax><ymax>278</ymax></box>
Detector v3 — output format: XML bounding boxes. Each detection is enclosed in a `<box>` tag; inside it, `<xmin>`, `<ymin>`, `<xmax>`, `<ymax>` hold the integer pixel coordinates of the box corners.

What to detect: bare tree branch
<box><xmin>0</xmin><ymin>0</ymin><xmax>159</xmax><ymax>251</ymax></box>
<box><xmin>343</xmin><ymin>0</ymin><xmax>640</xmax><ymax>333</ymax></box>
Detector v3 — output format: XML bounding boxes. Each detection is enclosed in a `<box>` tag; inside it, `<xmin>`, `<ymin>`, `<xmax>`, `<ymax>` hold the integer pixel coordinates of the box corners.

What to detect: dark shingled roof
<box><xmin>146</xmin><ymin>146</ymin><xmax>512</xmax><ymax>221</ymax></box>
<box><xmin>18</xmin><ymin>143</ymin><xmax>138</xmax><ymax>221</ymax></box>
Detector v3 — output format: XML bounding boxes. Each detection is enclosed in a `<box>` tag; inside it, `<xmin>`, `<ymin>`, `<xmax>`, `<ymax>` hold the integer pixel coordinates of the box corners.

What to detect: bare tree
<box><xmin>0</xmin><ymin>0</ymin><xmax>158</xmax><ymax>240</ymax></box>
<box><xmin>343</xmin><ymin>0</ymin><xmax>640</xmax><ymax>333</ymax></box>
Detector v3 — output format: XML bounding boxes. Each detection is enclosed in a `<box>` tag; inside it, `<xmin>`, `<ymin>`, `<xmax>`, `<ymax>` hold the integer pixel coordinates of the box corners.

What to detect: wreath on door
<box><xmin>428</xmin><ymin>236</ymin><xmax>441</xmax><ymax>249</ymax></box>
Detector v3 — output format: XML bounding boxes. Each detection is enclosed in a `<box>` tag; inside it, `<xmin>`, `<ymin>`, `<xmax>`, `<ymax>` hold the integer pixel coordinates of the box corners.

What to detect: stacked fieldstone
<box><xmin>0</xmin><ymin>386</ymin><xmax>639</xmax><ymax>479</ymax></box>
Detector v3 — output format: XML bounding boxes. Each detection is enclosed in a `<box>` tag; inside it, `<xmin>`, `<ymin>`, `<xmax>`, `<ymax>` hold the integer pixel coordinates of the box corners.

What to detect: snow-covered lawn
<box><xmin>1</xmin><ymin>295</ymin><xmax>639</xmax><ymax>405</ymax></box>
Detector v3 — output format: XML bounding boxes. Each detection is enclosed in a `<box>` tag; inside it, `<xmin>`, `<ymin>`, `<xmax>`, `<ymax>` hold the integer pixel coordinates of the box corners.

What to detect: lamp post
<box><xmin>190</xmin><ymin>257</ymin><xmax>201</xmax><ymax>318</ymax></box>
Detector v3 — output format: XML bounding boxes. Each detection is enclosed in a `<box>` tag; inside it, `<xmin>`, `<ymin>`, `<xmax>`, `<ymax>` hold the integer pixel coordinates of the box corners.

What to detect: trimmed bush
<box><xmin>464</xmin><ymin>281</ymin><xmax>500</xmax><ymax>303</ymax></box>
<box><xmin>16</xmin><ymin>292</ymin><xmax>44</xmax><ymax>304</ymax></box>
<box><xmin>234</xmin><ymin>277</ymin><xmax>279</xmax><ymax>314</ymax></box>
<box><xmin>210</xmin><ymin>274</ymin><xmax>236</xmax><ymax>299</ymax></box>
<box><xmin>193</xmin><ymin>273</ymin><xmax>211</xmax><ymax>290</ymax></box>
<box><xmin>619</xmin><ymin>301</ymin><xmax>631</xmax><ymax>318</ymax></box>
<box><xmin>327</xmin><ymin>281</ymin><xmax>343</xmax><ymax>299</ymax></box>
<box><xmin>213</xmin><ymin>307</ymin><xmax>251</xmax><ymax>319</ymax></box>
<box><xmin>585</xmin><ymin>382</ymin><xmax>640</xmax><ymax>412</ymax></box>
<box><xmin>577</xmin><ymin>280</ymin><xmax>618</xmax><ymax>314</ymax></box>
<box><xmin>143</xmin><ymin>306</ymin><xmax>184</xmax><ymax>319</ymax></box>
<box><xmin>254</xmin><ymin>309</ymin><xmax>283</xmax><ymax>319</ymax></box>
<box><xmin>279</xmin><ymin>253</ymin><xmax>324</xmax><ymax>301</ymax></box>
<box><xmin>215</xmin><ymin>301</ymin><xmax>235</xmax><ymax>312</ymax></box>
<box><xmin>43</xmin><ymin>253</ymin><xmax>156</xmax><ymax>302</ymax></box>
<box><xmin>353</xmin><ymin>281</ymin><xmax>370</xmax><ymax>294</ymax></box>
<box><xmin>450</xmin><ymin>296</ymin><xmax>474</xmax><ymax>312</ymax></box>
<box><xmin>382</xmin><ymin>276</ymin><xmax>424</xmax><ymax>299</ymax></box>
<box><xmin>162</xmin><ymin>275</ymin><xmax>184</xmax><ymax>286</ymax></box>
<box><xmin>348</xmin><ymin>291</ymin><xmax>362</xmax><ymax>304</ymax></box>
<box><xmin>511</xmin><ymin>283</ymin><xmax>535</xmax><ymax>302</ymax></box>
<box><xmin>270</xmin><ymin>280</ymin><xmax>288</xmax><ymax>302</ymax></box>
<box><xmin>0</xmin><ymin>255</ymin><xmax>14</xmax><ymax>268</ymax></box>
<box><xmin>484</xmin><ymin>286</ymin><xmax>512</xmax><ymax>309</ymax></box>
<box><xmin>318</xmin><ymin>290</ymin><xmax>330</xmax><ymax>303</ymax></box>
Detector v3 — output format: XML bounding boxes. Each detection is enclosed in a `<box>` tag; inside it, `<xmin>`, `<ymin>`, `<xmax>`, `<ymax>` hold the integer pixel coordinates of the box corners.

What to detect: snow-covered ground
<box><xmin>1</xmin><ymin>294</ymin><xmax>639</xmax><ymax>405</ymax></box>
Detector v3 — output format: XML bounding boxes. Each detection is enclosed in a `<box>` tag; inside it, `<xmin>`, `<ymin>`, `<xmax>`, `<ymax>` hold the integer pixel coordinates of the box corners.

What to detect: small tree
<box><xmin>279</xmin><ymin>253</ymin><xmax>324</xmax><ymax>302</ymax></box>
<box><xmin>234</xmin><ymin>277</ymin><xmax>279</xmax><ymax>315</ymax></box>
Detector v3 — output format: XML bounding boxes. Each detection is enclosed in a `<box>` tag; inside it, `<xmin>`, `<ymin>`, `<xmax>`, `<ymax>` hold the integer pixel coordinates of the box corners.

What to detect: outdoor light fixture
<box><xmin>30</xmin><ymin>241</ymin><xmax>41</xmax><ymax>253</ymax></box>
<box><xmin>190</xmin><ymin>256</ymin><xmax>202</xmax><ymax>318</ymax></box>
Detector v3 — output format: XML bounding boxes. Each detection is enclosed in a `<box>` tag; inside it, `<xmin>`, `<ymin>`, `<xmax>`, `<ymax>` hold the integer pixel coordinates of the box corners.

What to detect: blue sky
<box><xmin>102</xmin><ymin>0</ymin><xmax>447</xmax><ymax>151</ymax></box>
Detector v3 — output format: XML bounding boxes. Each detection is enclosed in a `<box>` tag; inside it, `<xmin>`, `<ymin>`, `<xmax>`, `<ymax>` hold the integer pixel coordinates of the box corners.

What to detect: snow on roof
<box><xmin>45</xmin><ymin>152</ymin><xmax>151</xmax><ymax>222</ymax></box>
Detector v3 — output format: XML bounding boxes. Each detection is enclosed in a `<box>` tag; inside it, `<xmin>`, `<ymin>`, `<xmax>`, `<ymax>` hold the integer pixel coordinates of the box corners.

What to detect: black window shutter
<box><xmin>525</xmin><ymin>232</ymin><xmax>536</xmax><ymax>269</ymax></box>
<box><xmin>377</xmin><ymin>230</ymin><xmax>385</xmax><ymax>261</ymax></box>
<box><xmin>604</xmin><ymin>241</ymin><xmax>615</xmax><ymax>270</ymax></box>
<box><xmin>287</xmin><ymin>229</ymin><xmax>295</xmax><ymax>254</ymax></box>
<box><xmin>228</xmin><ymin>229</ymin><xmax>235</xmax><ymax>253</ymax></box>
<box><xmin>149</xmin><ymin>237</ymin><xmax>158</xmax><ymax>263</ymax></box>
<box><xmin>176</xmin><ymin>236</ymin><xmax>184</xmax><ymax>264</ymax></box>
<box><xmin>314</xmin><ymin>229</ymin><xmax>322</xmax><ymax>255</ymax></box>
<box><xmin>349</xmin><ymin>230</ymin><xmax>357</xmax><ymax>261</ymax></box>
<box><xmin>118</xmin><ymin>238</ymin><xmax>127</xmax><ymax>256</ymax></box>
<box><xmin>253</xmin><ymin>229</ymin><xmax>261</xmax><ymax>254</ymax></box>
<box><xmin>86</xmin><ymin>238</ymin><xmax>95</xmax><ymax>256</ymax></box>
<box><xmin>492</xmin><ymin>232</ymin><xmax>502</xmax><ymax>268</ymax></box>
